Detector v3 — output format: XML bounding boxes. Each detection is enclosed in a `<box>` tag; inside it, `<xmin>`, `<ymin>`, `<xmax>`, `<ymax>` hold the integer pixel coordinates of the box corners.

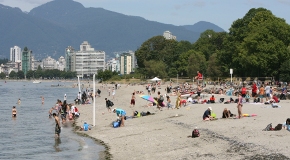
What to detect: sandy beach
<box><xmin>75</xmin><ymin>83</ymin><xmax>290</xmax><ymax>160</ymax></box>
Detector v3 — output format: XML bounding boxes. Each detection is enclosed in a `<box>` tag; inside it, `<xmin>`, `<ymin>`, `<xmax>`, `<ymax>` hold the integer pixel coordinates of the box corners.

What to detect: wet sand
<box><xmin>75</xmin><ymin>83</ymin><xmax>290</xmax><ymax>160</ymax></box>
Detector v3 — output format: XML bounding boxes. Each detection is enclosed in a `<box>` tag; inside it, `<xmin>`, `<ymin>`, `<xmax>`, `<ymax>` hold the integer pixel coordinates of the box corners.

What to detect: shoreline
<box><xmin>74</xmin><ymin>83</ymin><xmax>290</xmax><ymax>160</ymax></box>
<box><xmin>73</xmin><ymin>121</ymin><xmax>113</xmax><ymax>160</ymax></box>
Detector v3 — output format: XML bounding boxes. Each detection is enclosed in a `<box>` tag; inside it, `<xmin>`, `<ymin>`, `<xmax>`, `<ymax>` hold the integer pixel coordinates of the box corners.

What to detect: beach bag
<box><xmin>192</xmin><ymin>129</ymin><xmax>200</xmax><ymax>138</ymax></box>
<box><xmin>262</xmin><ymin>123</ymin><xmax>273</xmax><ymax>131</ymax></box>
<box><xmin>112</xmin><ymin>121</ymin><xmax>120</xmax><ymax>128</ymax></box>
<box><xmin>141</xmin><ymin>111</ymin><xmax>147</xmax><ymax>116</ymax></box>
<box><xmin>274</xmin><ymin>124</ymin><xmax>283</xmax><ymax>131</ymax></box>
<box><xmin>219</xmin><ymin>98</ymin><xmax>224</xmax><ymax>103</ymax></box>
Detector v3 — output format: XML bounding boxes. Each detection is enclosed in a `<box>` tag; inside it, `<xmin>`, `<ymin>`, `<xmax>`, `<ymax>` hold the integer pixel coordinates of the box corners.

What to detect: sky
<box><xmin>0</xmin><ymin>0</ymin><xmax>289</xmax><ymax>31</ymax></box>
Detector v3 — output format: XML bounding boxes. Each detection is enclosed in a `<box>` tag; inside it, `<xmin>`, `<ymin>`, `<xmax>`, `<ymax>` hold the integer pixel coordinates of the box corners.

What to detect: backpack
<box><xmin>192</xmin><ymin>129</ymin><xmax>200</xmax><ymax>138</ymax></box>
<box><xmin>159</xmin><ymin>95</ymin><xmax>164</xmax><ymax>102</ymax></box>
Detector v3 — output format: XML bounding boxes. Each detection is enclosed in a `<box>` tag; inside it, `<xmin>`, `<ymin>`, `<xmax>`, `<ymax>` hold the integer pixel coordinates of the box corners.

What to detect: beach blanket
<box><xmin>262</xmin><ymin>105</ymin><xmax>281</xmax><ymax>108</ymax></box>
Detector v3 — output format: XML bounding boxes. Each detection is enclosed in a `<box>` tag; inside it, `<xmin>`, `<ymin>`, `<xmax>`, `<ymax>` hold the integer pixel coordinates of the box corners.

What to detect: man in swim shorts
<box><xmin>53</xmin><ymin>113</ymin><xmax>61</xmax><ymax>138</ymax></box>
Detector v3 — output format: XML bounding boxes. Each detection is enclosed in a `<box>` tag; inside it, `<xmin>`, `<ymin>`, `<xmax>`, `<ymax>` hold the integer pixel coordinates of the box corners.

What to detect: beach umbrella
<box><xmin>139</xmin><ymin>95</ymin><xmax>157</xmax><ymax>104</ymax></box>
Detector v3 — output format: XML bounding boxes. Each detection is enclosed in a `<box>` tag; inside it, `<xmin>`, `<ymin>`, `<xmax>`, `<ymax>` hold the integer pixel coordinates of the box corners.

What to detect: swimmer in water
<box><xmin>12</xmin><ymin>106</ymin><xmax>17</xmax><ymax>117</ymax></box>
<box><xmin>42</xmin><ymin>96</ymin><xmax>45</xmax><ymax>105</ymax></box>
<box><xmin>17</xmin><ymin>98</ymin><xmax>21</xmax><ymax>105</ymax></box>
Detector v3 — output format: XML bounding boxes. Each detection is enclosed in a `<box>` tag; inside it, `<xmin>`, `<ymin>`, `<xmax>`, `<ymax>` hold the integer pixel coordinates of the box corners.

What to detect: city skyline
<box><xmin>0</xmin><ymin>0</ymin><xmax>289</xmax><ymax>31</ymax></box>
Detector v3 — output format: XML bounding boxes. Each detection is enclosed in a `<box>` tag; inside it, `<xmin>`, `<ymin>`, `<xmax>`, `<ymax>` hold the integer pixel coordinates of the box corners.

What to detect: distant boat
<box><xmin>33</xmin><ymin>80</ymin><xmax>41</xmax><ymax>84</ymax></box>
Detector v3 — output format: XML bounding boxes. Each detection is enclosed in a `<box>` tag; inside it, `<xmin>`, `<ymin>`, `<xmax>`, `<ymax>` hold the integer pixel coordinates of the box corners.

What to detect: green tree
<box><xmin>144</xmin><ymin>60</ymin><xmax>167</xmax><ymax>78</ymax></box>
<box><xmin>26</xmin><ymin>70</ymin><xmax>34</xmax><ymax>79</ymax></box>
<box><xmin>0</xmin><ymin>72</ymin><xmax>6</xmax><ymax>79</ymax></box>
<box><xmin>193</xmin><ymin>30</ymin><xmax>227</xmax><ymax>60</ymax></box>
<box><xmin>187</xmin><ymin>50</ymin><xmax>207</xmax><ymax>79</ymax></box>
<box><xmin>135</xmin><ymin>36</ymin><xmax>180</xmax><ymax>74</ymax></box>
<box><xmin>218</xmin><ymin>8</ymin><xmax>290</xmax><ymax>78</ymax></box>
<box><xmin>279</xmin><ymin>59</ymin><xmax>290</xmax><ymax>82</ymax></box>
<box><xmin>17</xmin><ymin>71</ymin><xmax>25</xmax><ymax>79</ymax></box>
<box><xmin>206</xmin><ymin>53</ymin><xmax>222</xmax><ymax>80</ymax></box>
<box><xmin>9</xmin><ymin>71</ymin><xmax>17</xmax><ymax>79</ymax></box>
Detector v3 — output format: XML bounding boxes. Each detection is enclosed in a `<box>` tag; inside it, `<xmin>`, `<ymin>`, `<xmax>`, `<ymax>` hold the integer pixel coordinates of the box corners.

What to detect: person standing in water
<box><xmin>17</xmin><ymin>99</ymin><xmax>21</xmax><ymax>105</ymax></box>
<box><xmin>42</xmin><ymin>96</ymin><xmax>45</xmax><ymax>105</ymax></box>
<box><xmin>53</xmin><ymin>113</ymin><xmax>61</xmax><ymax>138</ymax></box>
<box><xmin>12</xmin><ymin>106</ymin><xmax>17</xmax><ymax>117</ymax></box>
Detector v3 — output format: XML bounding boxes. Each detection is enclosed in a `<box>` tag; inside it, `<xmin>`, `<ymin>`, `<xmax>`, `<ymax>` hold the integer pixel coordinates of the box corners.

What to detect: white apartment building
<box><xmin>57</xmin><ymin>56</ymin><xmax>66</xmax><ymax>71</ymax></box>
<box><xmin>10</xmin><ymin>46</ymin><xmax>22</xmax><ymax>62</ymax></box>
<box><xmin>163</xmin><ymin>31</ymin><xmax>177</xmax><ymax>40</ymax></box>
<box><xmin>66</xmin><ymin>41</ymin><xmax>106</xmax><ymax>77</ymax></box>
<box><xmin>42</xmin><ymin>56</ymin><xmax>57</xmax><ymax>70</ymax></box>
<box><xmin>106</xmin><ymin>58</ymin><xmax>119</xmax><ymax>72</ymax></box>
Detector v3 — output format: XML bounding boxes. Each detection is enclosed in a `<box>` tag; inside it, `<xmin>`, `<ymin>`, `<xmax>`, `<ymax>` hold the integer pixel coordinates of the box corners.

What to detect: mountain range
<box><xmin>0</xmin><ymin>0</ymin><xmax>225</xmax><ymax>60</ymax></box>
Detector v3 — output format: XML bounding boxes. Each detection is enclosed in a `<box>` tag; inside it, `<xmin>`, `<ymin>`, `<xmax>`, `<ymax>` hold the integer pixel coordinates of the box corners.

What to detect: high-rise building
<box><xmin>10</xmin><ymin>46</ymin><xmax>22</xmax><ymax>62</ymax></box>
<box><xmin>65</xmin><ymin>41</ymin><xmax>106</xmax><ymax>77</ymax></box>
<box><xmin>120</xmin><ymin>53</ymin><xmax>133</xmax><ymax>75</ymax></box>
<box><xmin>22</xmin><ymin>47</ymin><xmax>32</xmax><ymax>76</ymax></box>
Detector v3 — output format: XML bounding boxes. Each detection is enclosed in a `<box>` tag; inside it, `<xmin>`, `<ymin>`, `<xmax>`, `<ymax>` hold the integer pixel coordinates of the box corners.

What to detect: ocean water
<box><xmin>0</xmin><ymin>81</ymin><xmax>104</xmax><ymax>160</ymax></box>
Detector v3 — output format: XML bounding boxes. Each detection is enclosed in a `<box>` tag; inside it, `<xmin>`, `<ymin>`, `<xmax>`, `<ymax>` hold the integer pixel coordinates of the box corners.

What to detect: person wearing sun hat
<box><xmin>112</xmin><ymin>108</ymin><xmax>126</xmax><ymax>127</ymax></box>
<box><xmin>203</xmin><ymin>107</ymin><xmax>213</xmax><ymax>121</ymax></box>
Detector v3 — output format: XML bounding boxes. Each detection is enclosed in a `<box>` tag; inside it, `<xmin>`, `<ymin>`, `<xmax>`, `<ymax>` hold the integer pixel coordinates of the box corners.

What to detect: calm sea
<box><xmin>0</xmin><ymin>81</ymin><xmax>104</xmax><ymax>160</ymax></box>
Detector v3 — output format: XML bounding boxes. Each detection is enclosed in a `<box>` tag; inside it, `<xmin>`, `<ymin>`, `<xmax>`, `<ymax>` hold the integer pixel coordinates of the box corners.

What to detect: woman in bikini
<box><xmin>12</xmin><ymin>106</ymin><xmax>17</xmax><ymax>117</ymax></box>
<box><xmin>237</xmin><ymin>92</ymin><xmax>243</xmax><ymax>119</ymax></box>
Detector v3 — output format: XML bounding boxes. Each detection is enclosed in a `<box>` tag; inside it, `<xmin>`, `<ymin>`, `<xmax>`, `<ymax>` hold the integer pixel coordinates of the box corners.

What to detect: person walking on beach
<box><xmin>237</xmin><ymin>93</ymin><xmax>243</xmax><ymax>119</ymax></box>
<box><xmin>77</xmin><ymin>92</ymin><xmax>81</xmax><ymax>105</ymax></box>
<box><xmin>259</xmin><ymin>85</ymin><xmax>265</xmax><ymax>103</ymax></box>
<box><xmin>197</xmin><ymin>85</ymin><xmax>202</xmax><ymax>102</ymax></box>
<box><xmin>53</xmin><ymin>113</ymin><xmax>61</xmax><ymax>138</ymax></box>
<box><xmin>105</xmin><ymin>98</ymin><xmax>113</xmax><ymax>112</ymax></box>
<box><xmin>12</xmin><ymin>106</ymin><xmax>17</xmax><ymax>117</ymax></box>
<box><xmin>112</xmin><ymin>108</ymin><xmax>126</xmax><ymax>127</ymax></box>
<box><xmin>112</xmin><ymin>88</ymin><xmax>116</xmax><ymax>99</ymax></box>
<box><xmin>166</xmin><ymin>96</ymin><xmax>172</xmax><ymax>110</ymax></box>
<box><xmin>252</xmin><ymin>82</ymin><xmax>257</xmax><ymax>98</ymax></box>
<box><xmin>265</xmin><ymin>84</ymin><xmax>271</xmax><ymax>101</ymax></box>
<box><xmin>108</xmin><ymin>87</ymin><xmax>111</xmax><ymax>96</ymax></box>
<box><xmin>130</xmin><ymin>92</ymin><xmax>136</xmax><ymax>107</ymax></box>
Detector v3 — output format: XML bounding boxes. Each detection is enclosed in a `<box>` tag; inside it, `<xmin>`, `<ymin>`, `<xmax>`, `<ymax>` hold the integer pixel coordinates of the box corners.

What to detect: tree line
<box><xmin>135</xmin><ymin>8</ymin><xmax>290</xmax><ymax>82</ymax></box>
<box><xmin>0</xmin><ymin>66</ymin><xmax>76</xmax><ymax>79</ymax></box>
